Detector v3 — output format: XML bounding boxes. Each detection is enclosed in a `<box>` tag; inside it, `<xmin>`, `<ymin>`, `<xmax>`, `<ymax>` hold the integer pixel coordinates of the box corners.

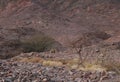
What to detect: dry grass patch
<box><xmin>63</xmin><ymin>59</ymin><xmax>106</xmax><ymax>72</ymax></box>
<box><xmin>43</xmin><ymin>60</ymin><xmax>63</xmax><ymax>66</ymax></box>
<box><xmin>19</xmin><ymin>57</ymin><xmax>44</xmax><ymax>63</ymax></box>
<box><xmin>18</xmin><ymin>57</ymin><xmax>107</xmax><ymax>72</ymax></box>
<box><xmin>78</xmin><ymin>63</ymin><xmax>107</xmax><ymax>72</ymax></box>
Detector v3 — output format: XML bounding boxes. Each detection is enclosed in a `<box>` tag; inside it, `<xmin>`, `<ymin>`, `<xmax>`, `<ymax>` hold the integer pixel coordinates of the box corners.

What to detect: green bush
<box><xmin>21</xmin><ymin>35</ymin><xmax>55</xmax><ymax>52</ymax></box>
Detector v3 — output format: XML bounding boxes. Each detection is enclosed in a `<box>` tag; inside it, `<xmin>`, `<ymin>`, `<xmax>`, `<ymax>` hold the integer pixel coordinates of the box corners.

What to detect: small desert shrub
<box><xmin>96</xmin><ymin>43</ymin><xmax>120</xmax><ymax>74</ymax></box>
<box><xmin>21</xmin><ymin>35</ymin><xmax>55</xmax><ymax>52</ymax></box>
<box><xmin>97</xmin><ymin>57</ymin><xmax>120</xmax><ymax>74</ymax></box>
<box><xmin>93</xmin><ymin>52</ymin><xmax>120</xmax><ymax>74</ymax></box>
<box><xmin>103</xmin><ymin>61</ymin><xmax>120</xmax><ymax>74</ymax></box>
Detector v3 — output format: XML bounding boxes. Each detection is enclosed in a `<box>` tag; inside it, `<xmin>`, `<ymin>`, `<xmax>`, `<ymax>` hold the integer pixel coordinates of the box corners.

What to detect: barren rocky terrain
<box><xmin>0</xmin><ymin>0</ymin><xmax>120</xmax><ymax>82</ymax></box>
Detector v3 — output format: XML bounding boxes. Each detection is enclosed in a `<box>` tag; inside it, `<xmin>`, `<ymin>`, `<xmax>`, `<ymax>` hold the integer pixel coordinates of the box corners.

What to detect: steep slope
<box><xmin>0</xmin><ymin>0</ymin><xmax>120</xmax><ymax>58</ymax></box>
<box><xmin>0</xmin><ymin>0</ymin><xmax>120</xmax><ymax>38</ymax></box>
<box><xmin>0</xmin><ymin>1</ymin><xmax>120</xmax><ymax>81</ymax></box>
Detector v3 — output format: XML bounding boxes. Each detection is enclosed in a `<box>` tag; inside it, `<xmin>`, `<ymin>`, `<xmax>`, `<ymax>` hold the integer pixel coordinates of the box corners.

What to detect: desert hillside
<box><xmin>0</xmin><ymin>0</ymin><xmax>120</xmax><ymax>82</ymax></box>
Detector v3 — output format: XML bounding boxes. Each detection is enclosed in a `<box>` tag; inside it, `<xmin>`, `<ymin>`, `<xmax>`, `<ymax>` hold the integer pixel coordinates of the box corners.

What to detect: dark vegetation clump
<box><xmin>21</xmin><ymin>34</ymin><xmax>55</xmax><ymax>53</ymax></box>
<box><xmin>0</xmin><ymin>33</ymin><xmax>57</xmax><ymax>59</ymax></box>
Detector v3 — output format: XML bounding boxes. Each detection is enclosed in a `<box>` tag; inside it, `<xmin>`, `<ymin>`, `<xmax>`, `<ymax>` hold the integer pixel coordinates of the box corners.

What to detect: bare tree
<box><xmin>70</xmin><ymin>34</ymin><xmax>92</xmax><ymax>67</ymax></box>
<box><xmin>69</xmin><ymin>30</ymin><xmax>110</xmax><ymax>68</ymax></box>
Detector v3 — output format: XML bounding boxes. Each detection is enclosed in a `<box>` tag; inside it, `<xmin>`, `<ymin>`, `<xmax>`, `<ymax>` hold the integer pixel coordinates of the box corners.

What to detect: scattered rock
<box><xmin>0</xmin><ymin>59</ymin><xmax>118</xmax><ymax>82</ymax></box>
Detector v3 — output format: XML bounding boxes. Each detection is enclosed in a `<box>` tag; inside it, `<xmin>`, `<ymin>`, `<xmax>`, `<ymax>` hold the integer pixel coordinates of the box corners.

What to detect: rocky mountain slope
<box><xmin>0</xmin><ymin>0</ymin><xmax>120</xmax><ymax>82</ymax></box>
<box><xmin>0</xmin><ymin>0</ymin><xmax>120</xmax><ymax>56</ymax></box>
<box><xmin>0</xmin><ymin>0</ymin><xmax>120</xmax><ymax>43</ymax></box>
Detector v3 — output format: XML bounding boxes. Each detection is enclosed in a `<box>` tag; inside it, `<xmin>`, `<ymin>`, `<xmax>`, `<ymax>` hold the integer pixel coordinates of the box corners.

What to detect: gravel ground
<box><xmin>0</xmin><ymin>59</ymin><xmax>118</xmax><ymax>82</ymax></box>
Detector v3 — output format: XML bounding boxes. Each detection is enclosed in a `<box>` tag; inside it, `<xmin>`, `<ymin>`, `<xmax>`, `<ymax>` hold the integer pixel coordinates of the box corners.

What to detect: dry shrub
<box><xmin>96</xmin><ymin>42</ymin><xmax>120</xmax><ymax>74</ymax></box>
<box><xmin>21</xmin><ymin>34</ymin><xmax>55</xmax><ymax>53</ymax></box>
<box><xmin>97</xmin><ymin>53</ymin><xmax>120</xmax><ymax>74</ymax></box>
<box><xmin>0</xmin><ymin>33</ymin><xmax>56</xmax><ymax>59</ymax></box>
<box><xmin>103</xmin><ymin>61</ymin><xmax>120</xmax><ymax>74</ymax></box>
